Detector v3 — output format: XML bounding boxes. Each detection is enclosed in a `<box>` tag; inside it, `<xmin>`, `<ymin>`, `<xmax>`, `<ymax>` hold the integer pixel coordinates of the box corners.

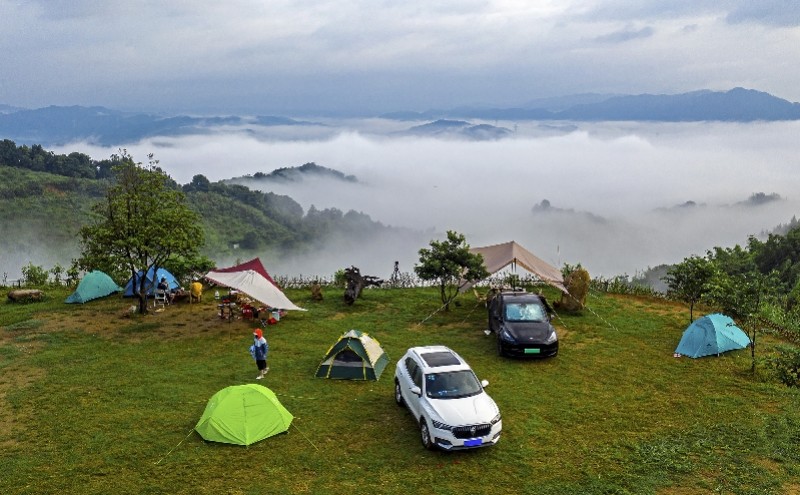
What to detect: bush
<box><xmin>767</xmin><ymin>345</ymin><xmax>800</xmax><ymax>387</ymax></box>
<box><xmin>21</xmin><ymin>262</ymin><xmax>48</xmax><ymax>286</ymax></box>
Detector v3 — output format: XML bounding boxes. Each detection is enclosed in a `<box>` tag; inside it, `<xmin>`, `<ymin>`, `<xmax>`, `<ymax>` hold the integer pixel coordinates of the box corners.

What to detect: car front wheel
<box><xmin>420</xmin><ymin>419</ymin><xmax>435</xmax><ymax>450</ymax></box>
<box><xmin>394</xmin><ymin>380</ymin><xmax>405</xmax><ymax>407</ymax></box>
<box><xmin>496</xmin><ymin>337</ymin><xmax>506</xmax><ymax>357</ymax></box>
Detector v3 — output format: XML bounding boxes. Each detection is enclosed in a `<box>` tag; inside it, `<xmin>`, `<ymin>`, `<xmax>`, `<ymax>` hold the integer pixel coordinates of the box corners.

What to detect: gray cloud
<box><xmin>1</xmin><ymin>1</ymin><xmax>799</xmax><ymax>114</ymax></box>
<box><xmin>593</xmin><ymin>25</ymin><xmax>655</xmax><ymax>43</ymax></box>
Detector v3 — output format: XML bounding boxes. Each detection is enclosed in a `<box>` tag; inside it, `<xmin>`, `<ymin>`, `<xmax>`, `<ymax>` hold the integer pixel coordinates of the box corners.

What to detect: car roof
<box><xmin>408</xmin><ymin>346</ymin><xmax>470</xmax><ymax>372</ymax></box>
<box><xmin>498</xmin><ymin>291</ymin><xmax>544</xmax><ymax>303</ymax></box>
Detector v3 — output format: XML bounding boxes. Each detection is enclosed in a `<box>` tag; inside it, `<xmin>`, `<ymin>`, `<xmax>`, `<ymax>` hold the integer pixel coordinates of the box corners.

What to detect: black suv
<box><xmin>487</xmin><ymin>290</ymin><xmax>558</xmax><ymax>358</ymax></box>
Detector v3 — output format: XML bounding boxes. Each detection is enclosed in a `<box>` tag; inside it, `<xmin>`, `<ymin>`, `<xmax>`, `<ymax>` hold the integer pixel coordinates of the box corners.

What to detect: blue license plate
<box><xmin>464</xmin><ymin>438</ymin><xmax>483</xmax><ymax>447</ymax></box>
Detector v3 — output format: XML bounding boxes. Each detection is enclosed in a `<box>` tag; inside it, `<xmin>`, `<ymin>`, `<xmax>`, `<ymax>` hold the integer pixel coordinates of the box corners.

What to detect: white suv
<box><xmin>394</xmin><ymin>345</ymin><xmax>502</xmax><ymax>450</ymax></box>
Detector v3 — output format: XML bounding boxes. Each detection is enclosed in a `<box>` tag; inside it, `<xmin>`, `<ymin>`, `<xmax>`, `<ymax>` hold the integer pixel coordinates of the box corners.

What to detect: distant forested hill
<box><xmin>0</xmin><ymin>141</ymin><xmax>396</xmax><ymax>274</ymax></box>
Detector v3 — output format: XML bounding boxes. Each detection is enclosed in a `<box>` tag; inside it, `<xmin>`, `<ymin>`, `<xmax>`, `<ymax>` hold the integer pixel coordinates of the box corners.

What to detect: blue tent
<box><xmin>65</xmin><ymin>270</ymin><xmax>123</xmax><ymax>304</ymax></box>
<box><xmin>123</xmin><ymin>267</ymin><xmax>179</xmax><ymax>297</ymax></box>
<box><xmin>674</xmin><ymin>313</ymin><xmax>751</xmax><ymax>358</ymax></box>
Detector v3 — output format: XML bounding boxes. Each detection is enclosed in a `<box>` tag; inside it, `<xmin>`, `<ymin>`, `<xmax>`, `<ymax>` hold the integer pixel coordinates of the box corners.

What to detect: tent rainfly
<box><xmin>674</xmin><ymin>313</ymin><xmax>751</xmax><ymax>358</ymax></box>
<box><xmin>195</xmin><ymin>384</ymin><xmax>293</xmax><ymax>446</ymax></box>
<box><xmin>204</xmin><ymin>258</ymin><xmax>305</xmax><ymax>311</ymax></box>
<box><xmin>464</xmin><ymin>241</ymin><xmax>567</xmax><ymax>293</ymax></box>
<box><xmin>315</xmin><ymin>329</ymin><xmax>389</xmax><ymax>380</ymax></box>
<box><xmin>65</xmin><ymin>270</ymin><xmax>123</xmax><ymax>304</ymax></box>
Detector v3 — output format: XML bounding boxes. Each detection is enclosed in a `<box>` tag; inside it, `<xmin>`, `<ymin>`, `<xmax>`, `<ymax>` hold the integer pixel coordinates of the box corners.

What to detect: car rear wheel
<box><xmin>420</xmin><ymin>419</ymin><xmax>435</xmax><ymax>450</ymax></box>
<box><xmin>394</xmin><ymin>380</ymin><xmax>405</xmax><ymax>407</ymax></box>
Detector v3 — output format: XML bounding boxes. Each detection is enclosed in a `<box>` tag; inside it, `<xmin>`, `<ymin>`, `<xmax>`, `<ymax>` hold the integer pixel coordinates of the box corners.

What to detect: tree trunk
<box><xmin>343</xmin><ymin>266</ymin><xmax>383</xmax><ymax>305</ymax></box>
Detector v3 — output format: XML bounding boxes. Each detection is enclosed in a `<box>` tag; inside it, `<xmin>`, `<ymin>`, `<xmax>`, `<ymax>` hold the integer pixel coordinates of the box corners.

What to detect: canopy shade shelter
<box><xmin>466</xmin><ymin>241</ymin><xmax>567</xmax><ymax>293</ymax></box>
<box><xmin>207</xmin><ymin>257</ymin><xmax>279</xmax><ymax>288</ymax></box>
<box><xmin>205</xmin><ymin>259</ymin><xmax>304</xmax><ymax>311</ymax></box>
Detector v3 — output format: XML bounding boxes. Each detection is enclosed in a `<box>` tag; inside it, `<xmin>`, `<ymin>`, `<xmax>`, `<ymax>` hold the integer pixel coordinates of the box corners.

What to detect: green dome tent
<box><xmin>195</xmin><ymin>384</ymin><xmax>293</xmax><ymax>446</ymax></box>
<box><xmin>65</xmin><ymin>270</ymin><xmax>123</xmax><ymax>304</ymax></box>
<box><xmin>315</xmin><ymin>329</ymin><xmax>389</xmax><ymax>380</ymax></box>
<box><xmin>674</xmin><ymin>313</ymin><xmax>751</xmax><ymax>358</ymax></box>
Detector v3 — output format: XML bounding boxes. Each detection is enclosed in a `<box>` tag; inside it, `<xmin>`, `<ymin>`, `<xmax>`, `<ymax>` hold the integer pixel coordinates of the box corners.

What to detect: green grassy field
<box><xmin>1</xmin><ymin>285</ymin><xmax>799</xmax><ymax>494</ymax></box>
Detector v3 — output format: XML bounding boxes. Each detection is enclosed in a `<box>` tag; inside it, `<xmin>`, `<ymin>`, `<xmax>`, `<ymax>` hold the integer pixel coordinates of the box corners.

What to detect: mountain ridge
<box><xmin>0</xmin><ymin>87</ymin><xmax>798</xmax><ymax>147</ymax></box>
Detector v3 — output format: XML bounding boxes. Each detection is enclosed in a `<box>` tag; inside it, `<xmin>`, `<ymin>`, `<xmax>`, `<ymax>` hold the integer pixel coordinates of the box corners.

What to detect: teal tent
<box><xmin>195</xmin><ymin>384</ymin><xmax>293</xmax><ymax>446</ymax></box>
<box><xmin>315</xmin><ymin>329</ymin><xmax>389</xmax><ymax>380</ymax></box>
<box><xmin>65</xmin><ymin>270</ymin><xmax>123</xmax><ymax>304</ymax></box>
<box><xmin>674</xmin><ymin>313</ymin><xmax>751</xmax><ymax>358</ymax></box>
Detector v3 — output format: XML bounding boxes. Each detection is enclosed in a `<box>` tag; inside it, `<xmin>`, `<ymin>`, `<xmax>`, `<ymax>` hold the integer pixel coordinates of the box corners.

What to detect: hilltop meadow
<box><xmin>1</xmin><ymin>283</ymin><xmax>799</xmax><ymax>494</ymax></box>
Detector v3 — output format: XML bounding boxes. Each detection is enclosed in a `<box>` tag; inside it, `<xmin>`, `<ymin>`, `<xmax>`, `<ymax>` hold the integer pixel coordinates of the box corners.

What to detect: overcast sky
<box><xmin>2</xmin><ymin>0</ymin><xmax>800</xmax><ymax>115</ymax></box>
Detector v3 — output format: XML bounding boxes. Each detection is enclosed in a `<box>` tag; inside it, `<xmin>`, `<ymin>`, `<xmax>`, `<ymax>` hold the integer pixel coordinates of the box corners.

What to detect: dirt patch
<box><xmin>32</xmin><ymin>299</ymin><xmax>255</xmax><ymax>342</ymax></box>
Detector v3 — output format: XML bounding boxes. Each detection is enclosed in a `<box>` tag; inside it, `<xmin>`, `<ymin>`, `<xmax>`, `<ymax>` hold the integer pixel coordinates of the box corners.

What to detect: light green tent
<box><xmin>65</xmin><ymin>270</ymin><xmax>123</xmax><ymax>304</ymax></box>
<box><xmin>195</xmin><ymin>384</ymin><xmax>293</xmax><ymax>446</ymax></box>
<box><xmin>315</xmin><ymin>329</ymin><xmax>389</xmax><ymax>380</ymax></box>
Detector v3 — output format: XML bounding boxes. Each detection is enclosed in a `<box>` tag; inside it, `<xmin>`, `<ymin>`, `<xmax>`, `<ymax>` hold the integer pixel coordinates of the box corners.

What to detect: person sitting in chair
<box><xmin>157</xmin><ymin>277</ymin><xmax>175</xmax><ymax>304</ymax></box>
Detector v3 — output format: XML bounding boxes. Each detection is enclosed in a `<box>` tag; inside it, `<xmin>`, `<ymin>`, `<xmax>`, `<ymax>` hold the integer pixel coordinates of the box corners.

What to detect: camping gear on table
<box><xmin>315</xmin><ymin>329</ymin><xmax>389</xmax><ymax>380</ymax></box>
<box><xmin>674</xmin><ymin>313</ymin><xmax>751</xmax><ymax>358</ymax></box>
<box><xmin>195</xmin><ymin>384</ymin><xmax>293</xmax><ymax>446</ymax></box>
<box><xmin>65</xmin><ymin>270</ymin><xmax>123</xmax><ymax>304</ymax></box>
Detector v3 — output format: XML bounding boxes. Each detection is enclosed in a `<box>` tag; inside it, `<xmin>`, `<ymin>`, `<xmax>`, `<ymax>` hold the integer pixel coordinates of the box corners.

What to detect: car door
<box><xmin>401</xmin><ymin>356</ymin><xmax>423</xmax><ymax>418</ymax></box>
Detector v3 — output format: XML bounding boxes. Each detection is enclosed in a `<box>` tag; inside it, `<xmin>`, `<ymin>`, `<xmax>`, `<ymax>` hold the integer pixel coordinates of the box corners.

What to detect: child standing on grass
<box><xmin>253</xmin><ymin>328</ymin><xmax>269</xmax><ymax>379</ymax></box>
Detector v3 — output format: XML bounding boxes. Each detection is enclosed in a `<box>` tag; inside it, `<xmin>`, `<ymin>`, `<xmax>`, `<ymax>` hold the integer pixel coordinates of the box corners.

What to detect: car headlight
<box><xmin>544</xmin><ymin>327</ymin><xmax>558</xmax><ymax>344</ymax></box>
<box><xmin>431</xmin><ymin>419</ymin><xmax>453</xmax><ymax>431</ymax></box>
<box><xmin>499</xmin><ymin>328</ymin><xmax>516</xmax><ymax>343</ymax></box>
<box><xmin>490</xmin><ymin>413</ymin><xmax>502</xmax><ymax>425</ymax></box>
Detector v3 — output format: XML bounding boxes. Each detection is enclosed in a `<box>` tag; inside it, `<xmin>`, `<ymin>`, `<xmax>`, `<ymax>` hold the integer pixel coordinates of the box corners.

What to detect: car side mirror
<box><xmin>410</xmin><ymin>385</ymin><xmax>422</xmax><ymax>396</ymax></box>
<box><xmin>481</xmin><ymin>379</ymin><xmax>489</xmax><ymax>388</ymax></box>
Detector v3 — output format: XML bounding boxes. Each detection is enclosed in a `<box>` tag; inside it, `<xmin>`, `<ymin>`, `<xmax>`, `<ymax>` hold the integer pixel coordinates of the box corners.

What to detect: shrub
<box><xmin>767</xmin><ymin>345</ymin><xmax>800</xmax><ymax>387</ymax></box>
<box><xmin>21</xmin><ymin>262</ymin><xmax>48</xmax><ymax>286</ymax></box>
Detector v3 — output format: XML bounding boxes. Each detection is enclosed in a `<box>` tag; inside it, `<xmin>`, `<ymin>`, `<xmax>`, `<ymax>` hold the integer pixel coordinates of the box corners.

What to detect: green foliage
<box><xmin>414</xmin><ymin>230</ymin><xmax>489</xmax><ymax>310</ymax></box>
<box><xmin>332</xmin><ymin>268</ymin><xmax>347</xmax><ymax>288</ymax></box>
<box><xmin>767</xmin><ymin>344</ymin><xmax>800</xmax><ymax>387</ymax></box>
<box><xmin>21</xmin><ymin>262</ymin><xmax>48</xmax><ymax>286</ymax></box>
<box><xmin>663</xmin><ymin>255</ymin><xmax>715</xmax><ymax>322</ymax></box>
<box><xmin>77</xmin><ymin>152</ymin><xmax>204</xmax><ymax>313</ymax></box>
<box><xmin>0</xmin><ymin>139</ymin><xmax>97</xmax><ymax>178</ymax></box>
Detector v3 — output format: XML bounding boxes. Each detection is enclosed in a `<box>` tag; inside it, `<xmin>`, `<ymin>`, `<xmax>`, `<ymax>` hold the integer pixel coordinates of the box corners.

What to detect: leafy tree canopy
<box><xmin>414</xmin><ymin>230</ymin><xmax>488</xmax><ymax>310</ymax></box>
<box><xmin>77</xmin><ymin>151</ymin><xmax>204</xmax><ymax>313</ymax></box>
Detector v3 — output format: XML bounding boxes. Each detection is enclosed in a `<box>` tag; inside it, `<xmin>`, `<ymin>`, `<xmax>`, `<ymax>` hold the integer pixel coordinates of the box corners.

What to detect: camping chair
<box><xmin>154</xmin><ymin>289</ymin><xmax>169</xmax><ymax>308</ymax></box>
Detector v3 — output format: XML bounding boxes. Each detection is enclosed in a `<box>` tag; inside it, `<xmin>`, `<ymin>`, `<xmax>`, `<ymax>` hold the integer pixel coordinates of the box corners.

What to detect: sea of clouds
<box><xmin>46</xmin><ymin>119</ymin><xmax>800</xmax><ymax>281</ymax></box>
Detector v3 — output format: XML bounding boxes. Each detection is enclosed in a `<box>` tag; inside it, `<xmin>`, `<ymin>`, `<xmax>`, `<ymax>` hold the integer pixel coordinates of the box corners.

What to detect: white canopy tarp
<box><xmin>465</xmin><ymin>240</ymin><xmax>567</xmax><ymax>293</ymax></box>
<box><xmin>204</xmin><ymin>269</ymin><xmax>305</xmax><ymax>311</ymax></box>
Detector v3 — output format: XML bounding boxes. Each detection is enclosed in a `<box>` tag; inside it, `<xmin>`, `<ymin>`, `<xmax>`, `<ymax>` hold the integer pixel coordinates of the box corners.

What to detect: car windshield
<box><xmin>425</xmin><ymin>370</ymin><xmax>482</xmax><ymax>399</ymax></box>
<box><xmin>504</xmin><ymin>302</ymin><xmax>546</xmax><ymax>322</ymax></box>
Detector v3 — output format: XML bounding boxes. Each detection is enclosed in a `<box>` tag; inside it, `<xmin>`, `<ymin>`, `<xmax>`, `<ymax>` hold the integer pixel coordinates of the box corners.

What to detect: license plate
<box><xmin>464</xmin><ymin>438</ymin><xmax>483</xmax><ymax>447</ymax></box>
<box><xmin>524</xmin><ymin>348</ymin><xmax>541</xmax><ymax>354</ymax></box>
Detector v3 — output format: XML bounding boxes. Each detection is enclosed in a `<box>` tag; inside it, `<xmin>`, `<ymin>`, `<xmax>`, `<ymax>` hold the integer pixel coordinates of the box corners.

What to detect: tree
<box><xmin>663</xmin><ymin>255</ymin><xmax>715</xmax><ymax>323</ymax></box>
<box><xmin>414</xmin><ymin>231</ymin><xmax>488</xmax><ymax>310</ymax></box>
<box><xmin>706</xmin><ymin>269</ymin><xmax>777</xmax><ymax>372</ymax></box>
<box><xmin>77</xmin><ymin>151</ymin><xmax>204</xmax><ymax>314</ymax></box>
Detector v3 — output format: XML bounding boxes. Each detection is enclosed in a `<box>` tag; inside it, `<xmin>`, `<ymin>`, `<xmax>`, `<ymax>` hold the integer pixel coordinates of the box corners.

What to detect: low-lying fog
<box><xmin>55</xmin><ymin>120</ymin><xmax>800</xmax><ymax>281</ymax></box>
